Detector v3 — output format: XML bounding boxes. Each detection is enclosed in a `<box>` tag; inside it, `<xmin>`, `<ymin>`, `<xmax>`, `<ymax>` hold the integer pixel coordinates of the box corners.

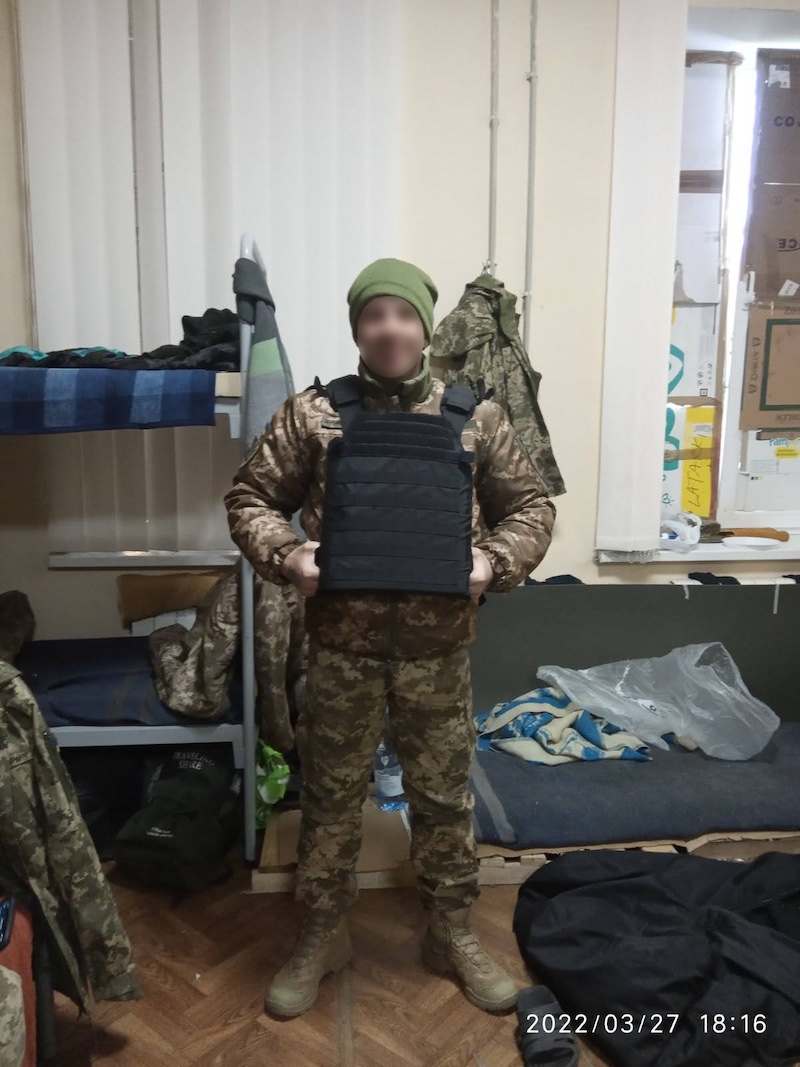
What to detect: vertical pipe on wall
<box><xmin>522</xmin><ymin>0</ymin><xmax>539</xmax><ymax>354</ymax></box>
<box><xmin>486</xmin><ymin>0</ymin><xmax>499</xmax><ymax>275</ymax></box>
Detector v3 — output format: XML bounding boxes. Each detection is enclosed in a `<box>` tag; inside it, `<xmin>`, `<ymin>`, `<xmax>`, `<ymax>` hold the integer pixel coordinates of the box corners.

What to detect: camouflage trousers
<box><xmin>294</xmin><ymin>639</ymin><xmax>480</xmax><ymax>918</ymax></box>
<box><xmin>0</xmin><ymin>964</ymin><xmax>25</xmax><ymax>1067</ymax></box>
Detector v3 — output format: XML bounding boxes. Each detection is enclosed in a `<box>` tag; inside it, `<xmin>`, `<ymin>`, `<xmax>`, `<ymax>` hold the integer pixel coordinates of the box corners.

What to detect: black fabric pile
<box><xmin>514</xmin><ymin>849</ymin><xmax>800</xmax><ymax>1067</ymax></box>
<box><xmin>0</xmin><ymin>308</ymin><xmax>239</xmax><ymax>371</ymax></box>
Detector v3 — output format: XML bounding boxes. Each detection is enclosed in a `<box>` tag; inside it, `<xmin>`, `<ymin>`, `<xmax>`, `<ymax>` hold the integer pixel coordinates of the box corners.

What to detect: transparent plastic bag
<box><xmin>537</xmin><ymin>643</ymin><xmax>779</xmax><ymax>760</ymax></box>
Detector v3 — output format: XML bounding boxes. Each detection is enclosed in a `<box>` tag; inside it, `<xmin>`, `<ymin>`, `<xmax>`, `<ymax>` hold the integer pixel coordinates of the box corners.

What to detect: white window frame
<box><xmin>596</xmin><ymin>2</ymin><xmax>800</xmax><ymax>563</ymax></box>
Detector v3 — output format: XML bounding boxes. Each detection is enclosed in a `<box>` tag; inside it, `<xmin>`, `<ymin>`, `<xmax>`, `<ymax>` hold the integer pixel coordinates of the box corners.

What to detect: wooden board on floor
<box><xmin>253</xmin><ymin>800</ymin><xmax>800</xmax><ymax>893</ymax></box>
<box><xmin>253</xmin><ymin>797</ymin><xmax>417</xmax><ymax>893</ymax></box>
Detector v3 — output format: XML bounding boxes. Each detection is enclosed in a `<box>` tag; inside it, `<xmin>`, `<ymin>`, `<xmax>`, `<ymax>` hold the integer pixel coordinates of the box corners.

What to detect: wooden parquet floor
<box><xmin>52</xmin><ymin>852</ymin><xmax>613</xmax><ymax>1067</ymax></box>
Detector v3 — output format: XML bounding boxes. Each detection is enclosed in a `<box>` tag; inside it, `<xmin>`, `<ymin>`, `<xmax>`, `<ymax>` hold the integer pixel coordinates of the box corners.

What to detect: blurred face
<box><xmin>356</xmin><ymin>295</ymin><xmax>426</xmax><ymax>382</ymax></box>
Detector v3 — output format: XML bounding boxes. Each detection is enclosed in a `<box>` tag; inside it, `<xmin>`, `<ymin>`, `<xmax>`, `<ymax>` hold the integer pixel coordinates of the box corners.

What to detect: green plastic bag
<box><xmin>255</xmin><ymin>740</ymin><xmax>290</xmax><ymax>829</ymax></box>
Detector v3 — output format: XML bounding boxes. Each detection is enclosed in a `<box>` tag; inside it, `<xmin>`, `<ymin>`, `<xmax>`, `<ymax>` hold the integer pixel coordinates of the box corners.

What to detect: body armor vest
<box><xmin>313</xmin><ymin>374</ymin><xmax>482</xmax><ymax>597</ymax></box>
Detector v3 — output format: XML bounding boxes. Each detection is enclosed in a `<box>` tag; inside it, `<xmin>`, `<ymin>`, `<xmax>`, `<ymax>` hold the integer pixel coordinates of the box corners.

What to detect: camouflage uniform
<box><xmin>0</xmin><ymin>965</ymin><xmax>25</xmax><ymax>1067</ymax></box>
<box><xmin>428</xmin><ymin>273</ymin><xmax>566</xmax><ymax>498</ymax></box>
<box><xmin>224</xmin><ymin>353</ymin><xmax>555</xmax><ymax>917</ymax></box>
<box><xmin>253</xmin><ymin>579</ymin><xmax>307</xmax><ymax>756</ymax></box>
<box><xmin>150</xmin><ymin>571</ymin><xmax>307</xmax><ymax>756</ymax></box>
<box><xmin>0</xmin><ymin>662</ymin><xmax>141</xmax><ymax>1014</ymax></box>
<box><xmin>294</xmin><ymin>642</ymin><xmax>476</xmax><ymax>916</ymax></box>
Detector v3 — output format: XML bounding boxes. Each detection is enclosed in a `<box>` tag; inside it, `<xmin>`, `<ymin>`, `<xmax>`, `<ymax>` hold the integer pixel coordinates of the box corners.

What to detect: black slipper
<box><xmin>515</xmin><ymin>985</ymin><xmax>580</xmax><ymax>1067</ymax></box>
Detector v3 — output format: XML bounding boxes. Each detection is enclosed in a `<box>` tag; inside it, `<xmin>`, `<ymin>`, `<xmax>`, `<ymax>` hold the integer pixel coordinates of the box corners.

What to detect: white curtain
<box><xmin>17</xmin><ymin>0</ymin><xmax>401</xmax><ymax>555</ymax></box>
<box><xmin>594</xmin><ymin>0</ymin><xmax>688</xmax><ymax>552</ymax></box>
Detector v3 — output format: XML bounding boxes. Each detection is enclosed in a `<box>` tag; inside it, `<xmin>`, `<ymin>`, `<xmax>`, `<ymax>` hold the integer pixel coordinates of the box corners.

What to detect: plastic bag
<box><xmin>255</xmin><ymin>740</ymin><xmax>290</xmax><ymax>829</ymax></box>
<box><xmin>537</xmin><ymin>643</ymin><xmax>779</xmax><ymax>760</ymax></box>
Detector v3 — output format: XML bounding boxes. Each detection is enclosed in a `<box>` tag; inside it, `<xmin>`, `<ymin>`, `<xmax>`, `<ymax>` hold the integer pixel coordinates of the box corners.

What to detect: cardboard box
<box><xmin>662</xmin><ymin>404</ymin><xmax>716</xmax><ymax>517</ymax></box>
<box><xmin>740</xmin><ymin>302</ymin><xmax>800</xmax><ymax>431</ymax></box>
<box><xmin>744</xmin><ymin>185</ymin><xmax>800</xmax><ymax>297</ymax></box>
<box><xmin>669</xmin><ymin>304</ymin><xmax>719</xmax><ymax>400</ymax></box>
<box><xmin>742</xmin><ymin>431</ymin><xmax>800</xmax><ymax>475</ymax></box>
<box><xmin>753</xmin><ymin>53</ymin><xmax>800</xmax><ymax>185</ymax></box>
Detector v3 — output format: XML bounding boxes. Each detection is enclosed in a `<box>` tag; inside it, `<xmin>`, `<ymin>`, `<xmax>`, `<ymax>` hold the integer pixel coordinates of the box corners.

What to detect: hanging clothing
<box><xmin>428</xmin><ymin>273</ymin><xmax>565</xmax><ymax>498</ymax></box>
<box><xmin>149</xmin><ymin>570</ymin><xmax>307</xmax><ymax>758</ymax></box>
<box><xmin>0</xmin><ymin>663</ymin><xmax>140</xmax><ymax>1014</ymax></box>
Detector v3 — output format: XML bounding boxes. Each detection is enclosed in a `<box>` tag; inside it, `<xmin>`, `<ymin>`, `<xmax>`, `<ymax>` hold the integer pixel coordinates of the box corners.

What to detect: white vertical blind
<box><xmin>154</xmin><ymin>0</ymin><xmax>400</xmax><ymax>389</ymax></box>
<box><xmin>17</xmin><ymin>0</ymin><xmax>401</xmax><ymax>556</ymax></box>
<box><xmin>594</xmin><ymin>0</ymin><xmax>688</xmax><ymax>552</ymax></box>
<box><xmin>17</xmin><ymin>0</ymin><xmax>141</xmax><ymax>352</ymax></box>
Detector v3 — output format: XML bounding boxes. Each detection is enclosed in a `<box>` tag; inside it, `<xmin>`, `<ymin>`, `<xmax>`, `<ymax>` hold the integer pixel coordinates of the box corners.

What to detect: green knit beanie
<box><xmin>347</xmin><ymin>257</ymin><xmax>438</xmax><ymax>343</ymax></box>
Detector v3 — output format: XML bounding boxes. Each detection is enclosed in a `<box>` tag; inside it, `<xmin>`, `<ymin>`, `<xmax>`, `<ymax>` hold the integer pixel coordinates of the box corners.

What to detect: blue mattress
<box><xmin>16</xmin><ymin>637</ymin><xmax>242</xmax><ymax>728</ymax></box>
<box><xmin>469</xmin><ymin>721</ymin><xmax>800</xmax><ymax>849</ymax></box>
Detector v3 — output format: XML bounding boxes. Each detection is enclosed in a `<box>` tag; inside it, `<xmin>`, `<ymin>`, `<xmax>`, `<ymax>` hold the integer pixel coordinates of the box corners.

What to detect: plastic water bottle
<box><xmin>374</xmin><ymin>732</ymin><xmax>407</xmax><ymax>811</ymax></box>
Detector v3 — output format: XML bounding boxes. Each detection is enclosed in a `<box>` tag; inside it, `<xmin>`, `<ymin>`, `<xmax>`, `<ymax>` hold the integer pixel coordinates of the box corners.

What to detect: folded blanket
<box><xmin>0</xmin><ymin>367</ymin><xmax>216</xmax><ymax>434</ymax></box>
<box><xmin>474</xmin><ymin>686</ymin><xmax>651</xmax><ymax>765</ymax></box>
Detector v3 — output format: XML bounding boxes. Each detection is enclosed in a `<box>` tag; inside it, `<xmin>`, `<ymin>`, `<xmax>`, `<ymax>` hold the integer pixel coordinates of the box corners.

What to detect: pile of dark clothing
<box><xmin>514</xmin><ymin>848</ymin><xmax>800</xmax><ymax>1066</ymax></box>
<box><xmin>0</xmin><ymin>307</ymin><xmax>239</xmax><ymax>371</ymax></box>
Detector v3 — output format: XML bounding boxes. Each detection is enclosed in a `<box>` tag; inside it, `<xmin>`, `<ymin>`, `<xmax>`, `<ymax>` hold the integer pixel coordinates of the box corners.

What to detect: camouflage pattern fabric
<box><xmin>0</xmin><ymin>590</ymin><xmax>34</xmax><ymax>666</ymax></box>
<box><xmin>428</xmin><ymin>273</ymin><xmax>566</xmax><ymax>498</ymax></box>
<box><xmin>253</xmin><ymin>578</ymin><xmax>307</xmax><ymax>756</ymax></box>
<box><xmin>149</xmin><ymin>570</ymin><xmax>307</xmax><ymax>756</ymax></box>
<box><xmin>224</xmin><ymin>354</ymin><xmax>556</xmax><ymax>660</ymax></box>
<box><xmin>0</xmin><ymin>965</ymin><xmax>25</xmax><ymax>1067</ymax></box>
<box><xmin>0</xmin><ymin>662</ymin><xmax>140</xmax><ymax>1013</ymax></box>
<box><xmin>149</xmin><ymin>570</ymin><xmax>240</xmax><ymax>719</ymax></box>
<box><xmin>294</xmin><ymin>639</ymin><xmax>479</xmax><ymax>917</ymax></box>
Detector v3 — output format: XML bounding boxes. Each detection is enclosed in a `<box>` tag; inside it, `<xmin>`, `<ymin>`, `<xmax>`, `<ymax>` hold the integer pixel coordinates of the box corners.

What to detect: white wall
<box><xmin>3</xmin><ymin>0</ymin><xmax>800</xmax><ymax>640</ymax></box>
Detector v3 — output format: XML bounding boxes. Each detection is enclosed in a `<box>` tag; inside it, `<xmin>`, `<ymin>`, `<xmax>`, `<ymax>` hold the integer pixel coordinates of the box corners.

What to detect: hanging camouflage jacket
<box><xmin>428</xmin><ymin>273</ymin><xmax>566</xmax><ymax>497</ymax></box>
<box><xmin>0</xmin><ymin>662</ymin><xmax>140</xmax><ymax>1014</ymax></box>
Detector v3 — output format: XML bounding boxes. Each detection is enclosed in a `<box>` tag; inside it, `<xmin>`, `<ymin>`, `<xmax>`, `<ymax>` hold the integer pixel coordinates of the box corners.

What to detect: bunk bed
<box><xmin>0</xmin><ymin>233</ymin><xmax>279</xmax><ymax>863</ymax></box>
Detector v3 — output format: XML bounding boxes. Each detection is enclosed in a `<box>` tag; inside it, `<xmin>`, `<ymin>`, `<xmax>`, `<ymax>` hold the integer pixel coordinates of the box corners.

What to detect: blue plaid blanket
<box><xmin>0</xmin><ymin>367</ymin><xmax>217</xmax><ymax>434</ymax></box>
<box><xmin>475</xmin><ymin>686</ymin><xmax>651</xmax><ymax>765</ymax></box>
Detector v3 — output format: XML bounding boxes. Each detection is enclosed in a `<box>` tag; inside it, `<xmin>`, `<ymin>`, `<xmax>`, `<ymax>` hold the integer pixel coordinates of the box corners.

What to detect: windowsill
<box><xmin>653</xmin><ymin>534</ymin><xmax>800</xmax><ymax>563</ymax></box>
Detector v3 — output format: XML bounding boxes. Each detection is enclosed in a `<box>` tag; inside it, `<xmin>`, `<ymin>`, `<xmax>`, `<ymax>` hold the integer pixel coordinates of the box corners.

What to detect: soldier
<box><xmin>224</xmin><ymin>258</ymin><xmax>556</xmax><ymax>1018</ymax></box>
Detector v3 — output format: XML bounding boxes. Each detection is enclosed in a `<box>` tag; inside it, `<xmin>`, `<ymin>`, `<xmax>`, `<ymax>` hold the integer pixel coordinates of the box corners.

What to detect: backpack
<box><xmin>111</xmin><ymin>744</ymin><xmax>240</xmax><ymax>892</ymax></box>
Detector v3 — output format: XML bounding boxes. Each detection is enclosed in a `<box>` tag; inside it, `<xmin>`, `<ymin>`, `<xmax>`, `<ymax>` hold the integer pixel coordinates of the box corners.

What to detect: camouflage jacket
<box><xmin>0</xmin><ymin>662</ymin><xmax>141</xmax><ymax>1014</ymax></box>
<box><xmin>0</xmin><ymin>964</ymin><xmax>25</xmax><ymax>1066</ymax></box>
<box><xmin>149</xmin><ymin>569</ymin><xmax>307</xmax><ymax>756</ymax></box>
<box><xmin>428</xmin><ymin>273</ymin><xmax>566</xmax><ymax>497</ymax></box>
<box><xmin>224</xmin><ymin>354</ymin><xmax>556</xmax><ymax>659</ymax></box>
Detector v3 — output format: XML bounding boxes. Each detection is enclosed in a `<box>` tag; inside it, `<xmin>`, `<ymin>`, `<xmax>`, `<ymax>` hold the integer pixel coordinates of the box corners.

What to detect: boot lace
<box><xmin>288</xmin><ymin>916</ymin><xmax>339</xmax><ymax>974</ymax></box>
<box><xmin>449</xmin><ymin>927</ymin><xmax>494</xmax><ymax>975</ymax></box>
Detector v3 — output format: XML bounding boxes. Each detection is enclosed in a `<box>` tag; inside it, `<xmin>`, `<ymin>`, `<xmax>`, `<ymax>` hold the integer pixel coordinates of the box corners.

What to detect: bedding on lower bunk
<box><xmin>15</xmin><ymin>637</ymin><xmax>242</xmax><ymax>728</ymax></box>
<box><xmin>469</xmin><ymin>720</ymin><xmax>800</xmax><ymax>849</ymax></box>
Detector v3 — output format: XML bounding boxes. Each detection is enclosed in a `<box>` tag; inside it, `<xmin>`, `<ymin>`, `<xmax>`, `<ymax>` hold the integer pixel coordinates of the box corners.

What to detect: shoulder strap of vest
<box><xmin>317</xmin><ymin>374</ymin><xmax>364</xmax><ymax>432</ymax></box>
<box><xmin>440</xmin><ymin>382</ymin><xmax>479</xmax><ymax>440</ymax></box>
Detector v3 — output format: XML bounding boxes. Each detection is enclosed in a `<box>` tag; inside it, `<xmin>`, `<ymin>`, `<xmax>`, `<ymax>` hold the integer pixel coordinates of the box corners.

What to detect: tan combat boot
<box><xmin>421</xmin><ymin>906</ymin><xmax>518</xmax><ymax>1013</ymax></box>
<box><xmin>265</xmin><ymin>911</ymin><xmax>352</xmax><ymax>1018</ymax></box>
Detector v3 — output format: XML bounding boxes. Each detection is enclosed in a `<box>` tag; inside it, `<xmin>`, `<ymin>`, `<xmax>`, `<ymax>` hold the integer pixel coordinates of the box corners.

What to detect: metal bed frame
<box><xmin>44</xmin><ymin>233</ymin><xmax>264</xmax><ymax>862</ymax></box>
